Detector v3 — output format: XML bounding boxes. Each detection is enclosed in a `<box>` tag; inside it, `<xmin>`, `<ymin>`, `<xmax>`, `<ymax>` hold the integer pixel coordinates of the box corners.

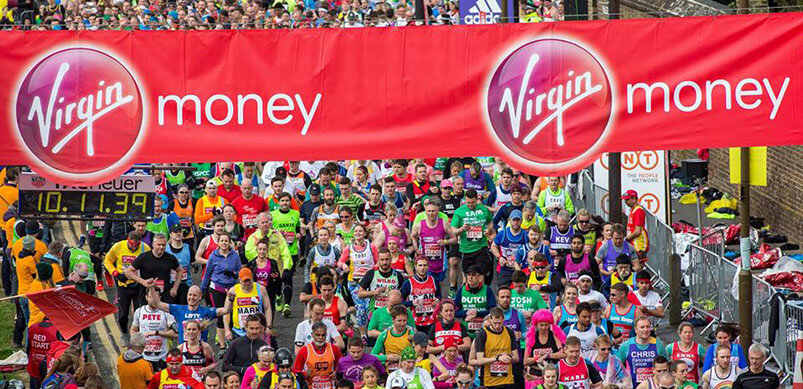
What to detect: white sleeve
<box><xmin>131</xmin><ymin>307</ymin><xmax>142</xmax><ymax>328</ymax></box>
<box><xmin>294</xmin><ymin>322</ymin><xmax>306</xmax><ymax>346</ymax></box>
<box><xmin>420</xmin><ymin>369</ymin><xmax>435</xmax><ymax>389</ymax></box>
<box><xmin>166</xmin><ymin>311</ymin><xmax>177</xmax><ymax>330</ymax></box>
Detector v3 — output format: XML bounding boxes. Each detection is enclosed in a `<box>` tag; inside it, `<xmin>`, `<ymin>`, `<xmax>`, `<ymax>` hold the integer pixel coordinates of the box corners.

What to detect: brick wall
<box><xmin>673</xmin><ymin>147</ymin><xmax>803</xmax><ymax>245</ymax></box>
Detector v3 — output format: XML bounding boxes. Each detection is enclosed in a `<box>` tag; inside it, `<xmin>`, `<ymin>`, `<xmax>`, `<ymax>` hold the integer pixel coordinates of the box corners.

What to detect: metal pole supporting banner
<box><xmin>739</xmin><ymin>146</ymin><xmax>753</xmax><ymax>350</ymax></box>
<box><xmin>669</xmin><ymin>253</ymin><xmax>682</xmax><ymax>325</ymax></box>
<box><xmin>609</xmin><ymin>152</ymin><xmax>622</xmax><ymax>224</ymax></box>
<box><xmin>608</xmin><ymin>0</ymin><xmax>619</xmax><ymax>19</ymax></box>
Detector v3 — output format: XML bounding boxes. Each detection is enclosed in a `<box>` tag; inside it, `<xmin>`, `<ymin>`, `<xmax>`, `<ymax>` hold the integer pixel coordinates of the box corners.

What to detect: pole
<box><xmin>501</xmin><ymin>0</ymin><xmax>509</xmax><ymax>23</ymax></box>
<box><xmin>669</xmin><ymin>253</ymin><xmax>682</xmax><ymax>325</ymax></box>
<box><xmin>738</xmin><ymin>0</ymin><xmax>748</xmax><ymax>14</ymax></box>
<box><xmin>414</xmin><ymin>0</ymin><xmax>425</xmax><ymax>24</ymax></box>
<box><xmin>609</xmin><ymin>153</ymin><xmax>622</xmax><ymax>224</ymax></box>
<box><xmin>738</xmin><ymin>146</ymin><xmax>753</xmax><ymax>349</ymax></box>
<box><xmin>608</xmin><ymin>0</ymin><xmax>618</xmax><ymax>19</ymax></box>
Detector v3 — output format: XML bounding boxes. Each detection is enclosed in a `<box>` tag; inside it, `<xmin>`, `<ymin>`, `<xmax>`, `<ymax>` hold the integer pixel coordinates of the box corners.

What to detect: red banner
<box><xmin>1</xmin><ymin>13</ymin><xmax>802</xmax><ymax>185</ymax></box>
<box><xmin>26</xmin><ymin>286</ymin><xmax>117</xmax><ymax>339</ymax></box>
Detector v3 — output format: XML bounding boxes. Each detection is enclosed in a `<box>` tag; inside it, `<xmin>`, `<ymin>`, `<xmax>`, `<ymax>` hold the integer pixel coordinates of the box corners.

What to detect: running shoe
<box><xmin>282</xmin><ymin>304</ymin><xmax>292</xmax><ymax>318</ymax></box>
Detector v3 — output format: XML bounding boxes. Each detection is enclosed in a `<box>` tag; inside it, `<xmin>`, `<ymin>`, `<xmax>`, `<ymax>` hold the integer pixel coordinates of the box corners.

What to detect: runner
<box><xmin>294</xmin><ymin>322</ymin><xmax>342</xmax><ymax>389</ymax></box>
<box><xmin>635</xmin><ymin>357</ymin><xmax>670</xmax><ymax>389</ymax></box>
<box><xmin>410</xmin><ymin>201</ymin><xmax>457</xmax><ymax>283</ymax></box>
<box><xmin>486</xmin><ymin>167</ymin><xmax>516</xmax><ymax>213</ymax></box>
<box><xmin>231</xmin><ymin>179</ymin><xmax>269</xmax><ymax>238</ymax></box>
<box><xmin>536</xmin><ymin>177</ymin><xmax>574</xmax><ymax>224</ymax></box>
<box><xmin>228</xmin><ymin>268</ymin><xmax>272</xmax><ymax>340</ymax></box>
<box><xmin>337</xmin><ymin>177</ymin><xmax>365</xmax><ymax>215</ymax></box>
<box><xmin>496</xmin><ymin>286</ymin><xmax>527</xmax><ymax>389</ymax></box>
<box><xmin>337</xmin><ymin>337</ymin><xmax>385</xmax><ymax>385</ymax></box>
<box><xmin>492</xmin><ymin>185</ymin><xmax>524</xmax><ymax>232</ymax></box>
<box><xmin>572</xmin><ymin>209</ymin><xmax>599</xmax><ymax>256</ymax></box>
<box><xmin>451</xmin><ymin>189</ymin><xmax>494</xmax><ymax>290</ymax></box>
<box><xmin>587</xmin><ymin>335</ymin><xmax>631</xmax><ymax>388</ymax></box>
<box><xmin>564</xmin><ymin>302</ymin><xmax>605</xmax><ymax>359</ymax></box>
<box><xmin>318</xmin><ymin>276</ymin><xmax>349</xmax><ymax>333</ymax></box>
<box><xmin>166</xmin><ymin>226</ymin><xmax>192</xmax><ymax>304</ymax></box>
<box><xmin>666</xmin><ymin>322</ymin><xmax>705</xmax><ymax>385</ymax></box>
<box><xmin>358</xmin><ymin>248</ymin><xmax>405</xmax><ymax>316</ymax></box>
<box><xmin>357</xmin><ymin>184</ymin><xmax>386</xmax><ymax>228</ymax></box>
<box><xmin>195</xmin><ymin>216</ymin><xmax>226</xmax><ymax>266</ymax></box>
<box><xmin>553</xmin><ymin>284</ymin><xmax>579</xmax><ymax>329</ymax></box>
<box><xmin>545</xmin><ymin>211</ymin><xmax>574</xmax><ymax>260</ymax></box>
<box><xmin>368</xmin><ymin>290</ymin><xmax>415</xmax><ymax>341</ymax></box>
<box><xmin>633</xmin><ymin>271</ymin><xmax>665</xmax><ymax>326</ymax></box>
<box><xmin>247</xmin><ymin>239</ymin><xmax>282</xmax><ymax>319</ymax></box>
<box><xmin>151</xmin><ymin>285</ymin><xmax>233</xmax><ymax>345</ymax></box>
<box><xmin>605</xmin><ymin>283</ymin><xmax>638</xmax><ymax>345</ymax></box>
<box><xmin>134</xmin><ymin>287</ymin><xmax>179</xmax><ymax>371</ymax></box>
<box><xmin>200</xmin><ymin>233</ymin><xmax>241</xmax><ymax>350</ymax></box>
<box><xmin>126</xmin><ymin>233</ymin><xmax>183</xmax><ymax>305</ymax></box>
<box><xmin>337</xmin><ymin>224</ymin><xmax>377</xmax><ymax>336</ymax></box>
<box><xmin>526</xmin><ymin>253</ymin><xmax>560</xmax><ymax>307</ymax></box>
<box><xmin>700</xmin><ymin>345</ymin><xmax>741</xmax><ymax>389</ymax></box>
<box><xmin>294</xmin><ymin>299</ymin><xmax>345</xmax><ymax>353</ymax></box>
<box><xmin>384</xmin><ymin>346</ymin><xmax>435</xmax><ymax>389</ymax></box>
<box><xmin>471</xmin><ymin>307</ymin><xmax>520</xmax><ymax>389</ymax></box>
<box><xmin>104</xmin><ymin>231</ymin><xmax>151</xmax><ymax>340</ymax></box>
<box><xmin>400</xmin><ymin>256</ymin><xmax>441</xmax><ymax>333</ymax></box>
<box><xmin>171</xmin><ymin>184</ymin><xmax>196</xmax><ymax>247</ymax></box>
<box><xmin>491</xmin><ymin>209</ymin><xmax>527</xmax><ymax>287</ymax></box>
<box><xmin>178</xmin><ymin>320</ymin><xmax>216</xmax><ymax>381</ymax></box>
<box><xmin>556</xmin><ymin>336</ymin><xmax>603</xmax><ymax>389</ymax></box>
<box><xmin>271</xmin><ymin>193</ymin><xmax>302</xmax><ymax>315</ymax></box>
<box><xmin>146</xmin><ymin>348</ymin><xmax>204</xmax><ymax>389</ymax></box>
<box><xmin>310</xmin><ymin>187</ymin><xmax>341</xmax><ymax>237</ymax></box>
<box><xmin>195</xmin><ymin>180</ymin><xmax>227</xmax><ymax>238</ymax></box>
<box><xmin>241</xmin><ymin>346</ymin><xmax>275</xmax><ymax>389</ymax></box>
<box><xmin>455</xmin><ymin>264</ymin><xmax>496</xmax><ymax>339</ymax></box>
<box><xmin>670</xmin><ymin>360</ymin><xmax>699</xmax><ymax>389</ymax></box>
<box><xmin>595</xmin><ymin>224</ymin><xmax>636</xmax><ymax>292</ymax></box>
<box><xmin>371</xmin><ymin>306</ymin><xmax>414</xmax><ymax>372</ymax></box>
<box><xmin>305</xmin><ymin>228</ymin><xmax>341</xmax><ymax>283</ymax></box>
<box><xmin>577</xmin><ymin>273</ymin><xmax>608</xmax><ymax>309</ymax></box>
<box><xmin>257</xmin><ymin>348</ymin><xmax>305</xmax><ymax>389</ymax></box>
<box><xmin>618</xmin><ymin>317</ymin><xmax>667</xmax><ymax>388</ymax></box>
<box><xmin>510</xmin><ymin>270</ymin><xmax>548</xmax><ymax>328</ymax></box>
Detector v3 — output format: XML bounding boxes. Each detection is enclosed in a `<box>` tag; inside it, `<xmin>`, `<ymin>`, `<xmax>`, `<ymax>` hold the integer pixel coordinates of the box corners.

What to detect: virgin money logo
<box><xmin>14</xmin><ymin>47</ymin><xmax>144</xmax><ymax>178</ymax></box>
<box><xmin>486</xmin><ymin>37</ymin><xmax>615</xmax><ymax>171</ymax></box>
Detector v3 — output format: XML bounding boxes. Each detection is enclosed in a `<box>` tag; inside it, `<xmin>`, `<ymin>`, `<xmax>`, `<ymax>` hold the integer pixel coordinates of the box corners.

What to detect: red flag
<box><xmin>26</xmin><ymin>285</ymin><xmax>117</xmax><ymax>339</ymax></box>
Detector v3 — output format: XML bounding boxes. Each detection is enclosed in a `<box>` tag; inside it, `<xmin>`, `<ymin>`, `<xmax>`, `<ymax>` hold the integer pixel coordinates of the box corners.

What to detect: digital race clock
<box><xmin>18</xmin><ymin>173</ymin><xmax>156</xmax><ymax>220</ymax></box>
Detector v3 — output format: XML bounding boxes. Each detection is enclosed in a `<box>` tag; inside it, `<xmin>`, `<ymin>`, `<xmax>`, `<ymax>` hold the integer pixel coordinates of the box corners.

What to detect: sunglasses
<box><xmin>660</xmin><ymin>386</ymin><xmax>675</xmax><ymax>389</ymax></box>
<box><xmin>178</xmin><ymin>191</ymin><xmax>189</xmax><ymax>194</ymax></box>
<box><xmin>577</xmin><ymin>219</ymin><xmax>590</xmax><ymax>224</ymax></box>
<box><xmin>598</xmin><ymin>347</ymin><xmax>611</xmax><ymax>351</ymax></box>
<box><xmin>534</xmin><ymin>266</ymin><xmax>547</xmax><ymax>270</ymax></box>
<box><xmin>456</xmin><ymin>381</ymin><xmax>472</xmax><ymax>386</ymax></box>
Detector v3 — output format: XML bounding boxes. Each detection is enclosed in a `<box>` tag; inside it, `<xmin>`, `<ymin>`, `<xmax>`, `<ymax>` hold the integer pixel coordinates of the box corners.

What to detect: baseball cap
<box><xmin>389</xmin><ymin>377</ymin><xmax>406</xmax><ymax>389</ymax></box>
<box><xmin>621</xmin><ymin>189</ymin><xmax>638</xmax><ymax>200</ymax></box>
<box><xmin>412</xmin><ymin>331</ymin><xmax>429</xmax><ymax>347</ymax></box>
<box><xmin>509</xmin><ymin>209</ymin><xmax>523</xmax><ymax>220</ymax></box>
<box><xmin>308</xmin><ymin>183</ymin><xmax>322</xmax><ymax>195</ymax></box>
<box><xmin>510</xmin><ymin>185</ymin><xmax>523</xmax><ymax>194</ymax></box>
<box><xmin>589</xmin><ymin>301</ymin><xmax>602</xmax><ymax>311</ymax></box>
<box><xmin>170</xmin><ymin>224</ymin><xmax>183</xmax><ymax>234</ymax></box>
<box><xmin>239</xmin><ymin>267</ymin><xmax>253</xmax><ymax>281</ymax></box>
<box><xmin>440</xmin><ymin>179</ymin><xmax>453</xmax><ymax>188</ymax></box>
<box><xmin>466</xmin><ymin>263</ymin><xmax>485</xmax><ymax>275</ymax></box>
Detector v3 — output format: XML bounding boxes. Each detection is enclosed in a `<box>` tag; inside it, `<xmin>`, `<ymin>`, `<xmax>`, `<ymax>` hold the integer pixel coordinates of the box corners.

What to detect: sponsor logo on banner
<box><xmin>460</xmin><ymin>0</ymin><xmax>501</xmax><ymax>24</ymax></box>
<box><xmin>593</xmin><ymin>151</ymin><xmax>669</xmax><ymax>222</ymax></box>
<box><xmin>14</xmin><ymin>48</ymin><xmax>145</xmax><ymax>181</ymax></box>
<box><xmin>485</xmin><ymin>37</ymin><xmax>615</xmax><ymax>174</ymax></box>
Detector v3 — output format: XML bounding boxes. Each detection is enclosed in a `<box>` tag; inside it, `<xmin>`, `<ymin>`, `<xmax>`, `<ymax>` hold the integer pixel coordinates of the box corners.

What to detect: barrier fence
<box><xmin>575</xmin><ymin>169</ymin><xmax>788</xmax><ymax>378</ymax></box>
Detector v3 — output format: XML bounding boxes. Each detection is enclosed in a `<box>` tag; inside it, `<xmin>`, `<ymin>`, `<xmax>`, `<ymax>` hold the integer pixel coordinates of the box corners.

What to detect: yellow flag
<box><xmin>729</xmin><ymin>147</ymin><xmax>767</xmax><ymax>186</ymax></box>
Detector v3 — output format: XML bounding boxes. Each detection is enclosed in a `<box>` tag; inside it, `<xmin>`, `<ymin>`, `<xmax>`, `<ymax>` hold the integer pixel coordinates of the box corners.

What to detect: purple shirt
<box><xmin>336</xmin><ymin>354</ymin><xmax>386</xmax><ymax>383</ymax></box>
<box><xmin>432</xmin><ymin>355</ymin><xmax>464</xmax><ymax>381</ymax></box>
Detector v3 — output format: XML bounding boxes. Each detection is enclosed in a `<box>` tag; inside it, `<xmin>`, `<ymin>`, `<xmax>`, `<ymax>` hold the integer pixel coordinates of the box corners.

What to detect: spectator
<box><xmin>117</xmin><ymin>332</ymin><xmax>155</xmax><ymax>389</ymax></box>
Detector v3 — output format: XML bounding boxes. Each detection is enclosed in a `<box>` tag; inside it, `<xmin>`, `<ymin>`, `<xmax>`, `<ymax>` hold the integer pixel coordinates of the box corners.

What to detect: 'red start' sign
<box><xmin>1</xmin><ymin>13</ymin><xmax>802</xmax><ymax>185</ymax></box>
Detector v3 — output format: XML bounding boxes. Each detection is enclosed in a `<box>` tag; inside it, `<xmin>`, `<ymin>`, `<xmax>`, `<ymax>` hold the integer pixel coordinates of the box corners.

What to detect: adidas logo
<box><xmin>463</xmin><ymin>0</ymin><xmax>501</xmax><ymax>24</ymax></box>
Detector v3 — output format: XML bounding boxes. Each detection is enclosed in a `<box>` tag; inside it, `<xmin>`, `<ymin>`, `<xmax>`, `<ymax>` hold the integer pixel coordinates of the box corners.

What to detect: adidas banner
<box><xmin>1</xmin><ymin>13</ymin><xmax>803</xmax><ymax>185</ymax></box>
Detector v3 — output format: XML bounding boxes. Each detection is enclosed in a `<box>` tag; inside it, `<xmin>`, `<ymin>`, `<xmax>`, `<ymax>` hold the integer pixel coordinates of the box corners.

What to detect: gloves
<box><xmin>113</xmin><ymin>271</ymin><xmax>128</xmax><ymax>283</ymax></box>
<box><xmin>223</xmin><ymin>270</ymin><xmax>236</xmax><ymax>278</ymax></box>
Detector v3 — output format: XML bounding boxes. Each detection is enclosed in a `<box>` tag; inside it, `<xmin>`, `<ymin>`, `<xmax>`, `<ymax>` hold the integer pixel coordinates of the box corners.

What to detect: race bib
<box><xmin>415</xmin><ymin>300</ymin><xmax>435</xmax><ymax>315</ymax></box>
<box><xmin>490</xmin><ymin>361</ymin><xmax>508</xmax><ymax>377</ymax></box>
<box><xmin>311</xmin><ymin>376</ymin><xmax>334</xmax><ymax>389</ymax></box>
<box><xmin>242</xmin><ymin>214</ymin><xmax>257</xmax><ymax>228</ymax></box>
<box><xmin>467</xmin><ymin>319</ymin><xmax>483</xmax><ymax>331</ymax></box>
<box><xmin>282</xmin><ymin>231</ymin><xmax>295</xmax><ymax>244</ymax></box>
<box><xmin>467</xmin><ymin>226</ymin><xmax>483</xmax><ymax>240</ymax></box>
<box><xmin>635</xmin><ymin>367</ymin><xmax>653</xmax><ymax>383</ymax></box>
<box><xmin>144</xmin><ymin>337</ymin><xmax>163</xmax><ymax>353</ymax></box>
<box><xmin>121</xmin><ymin>255</ymin><xmax>136</xmax><ymax>270</ymax></box>
<box><xmin>155</xmin><ymin>279</ymin><xmax>165</xmax><ymax>292</ymax></box>
<box><xmin>179</xmin><ymin>218</ymin><xmax>192</xmax><ymax>227</ymax></box>
<box><xmin>424</xmin><ymin>243</ymin><xmax>442</xmax><ymax>258</ymax></box>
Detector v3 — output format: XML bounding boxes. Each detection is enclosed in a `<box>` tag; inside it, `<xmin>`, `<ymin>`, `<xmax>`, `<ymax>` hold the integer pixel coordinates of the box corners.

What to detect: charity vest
<box><xmin>408</xmin><ymin>275</ymin><xmax>437</xmax><ymax>327</ymax></box>
<box><xmin>155</xmin><ymin>179</ymin><xmax>168</xmax><ymax>197</ymax></box>
<box><xmin>167</xmin><ymin>244</ymin><xmax>191</xmax><ymax>285</ymax></box>
<box><xmin>147</xmin><ymin>214</ymin><xmax>170</xmax><ymax>236</ymax></box>
<box><xmin>625</xmin><ymin>340</ymin><xmax>659</xmax><ymax>386</ymax></box>
<box><xmin>323</xmin><ymin>296</ymin><xmax>342</xmax><ymax>326</ymax></box>
<box><xmin>304</xmin><ymin>343</ymin><xmax>336</xmax><ymax>389</ymax></box>
<box><xmin>232</xmin><ymin>283</ymin><xmax>263</xmax><ymax>331</ymax></box>
<box><xmin>310</xmin><ymin>245</ymin><xmax>338</xmax><ymax>283</ymax></box>
<box><xmin>627</xmin><ymin>205</ymin><xmax>649</xmax><ymax>252</ymax></box>
<box><xmin>495</xmin><ymin>228</ymin><xmax>526</xmax><ymax>273</ymax></box>
<box><xmin>461</xmin><ymin>285</ymin><xmax>488</xmax><ymax>336</ymax></box>
<box><xmin>481</xmin><ymin>327</ymin><xmax>514</xmax><ymax>387</ymax></box>
<box><xmin>249</xmin><ymin>363</ymin><xmax>271</xmax><ymax>385</ymax></box>
<box><xmin>87</xmin><ymin>219</ymin><xmax>105</xmax><ymax>238</ymax></box>
<box><xmin>315</xmin><ymin>205</ymin><xmax>340</xmax><ymax>230</ymax></box>
<box><xmin>383</xmin><ymin>327</ymin><xmax>412</xmax><ymax>371</ymax></box>
<box><xmin>557</xmin><ymin>359</ymin><xmax>591</xmax><ymax>389</ymax></box>
<box><xmin>493</xmin><ymin>184</ymin><xmax>513</xmax><ymax>209</ymax></box>
<box><xmin>406</xmin><ymin>368</ymin><xmax>426</xmax><ymax>389</ymax></box>
<box><xmin>609</xmin><ymin>304</ymin><xmax>637</xmax><ymax>342</ymax></box>
<box><xmin>558</xmin><ymin>305</ymin><xmax>578</xmax><ymax>328</ymax></box>
<box><xmin>158</xmin><ymin>370</ymin><xmax>191</xmax><ymax>389</ymax></box>
<box><xmin>173</xmin><ymin>199</ymin><xmax>195</xmax><ymax>239</ymax></box>
<box><xmin>67</xmin><ymin>247</ymin><xmax>94</xmax><ymax>279</ymax></box>
<box><xmin>549</xmin><ymin>225</ymin><xmax>574</xmax><ymax>252</ymax></box>
<box><xmin>271</xmin><ymin>209</ymin><xmax>301</xmax><ymax>255</ymax></box>
<box><xmin>543</xmin><ymin>188</ymin><xmax>566</xmax><ymax>220</ymax></box>
<box><xmin>166</xmin><ymin>170</ymin><xmax>186</xmax><ymax>186</ymax></box>
<box><xmin>347</xmin><ymin>243</ymin><xmax>374</xmax><ymax>282</ymax></box>
<box><xmin>197</xmin><ymin>196</ymin><xmax>224</xmax><ymax>227</ymax></box>
<box><xmin>708</xmin><ymin>364</ymin><xmax>738</xmax><ymax>389</ymax></box>
<box><xmin>601</xmin><ymin>240</ymin><xmax>632</xmax><ymax>275</ymax></box>
<box><xmin>671</xmin><ymin>341</ymin><xmax>702</xmax><ymax>383</ymax></box>
<box><xmin>418</xmin><ymin>218</ymin><xmax>446</xmax><ymax>273</ymax></box>
<box><xmin>564</xmin><ymin>254</ymin><xmax>591</xmax><ymax>285</ymax></box>
<box><xmin>181</xmin><ymin>343</ymin><xmax>207</xmax><ymax>381</ymax></box>
<box><xmin>368</xmin><ymin>270</ymin><xmax>402</xmax><ymax>310</ymax></box>
<box><xmin>335</xmin><ymin>223</ymin><xmax>357</xmax><ymax>246</ymax></box>
<box><xmin>433</xmin><ymin>320</ymin><xmax>462</xmax><ymax>348</ymax></box>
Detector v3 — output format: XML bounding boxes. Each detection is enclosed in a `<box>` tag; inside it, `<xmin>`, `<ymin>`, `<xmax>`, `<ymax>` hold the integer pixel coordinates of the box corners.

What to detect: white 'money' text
<box><xmin>626</xmin><ymin>77</ymin><xmax>791</xmax><ymax>119</ymax></box>
<box><xmin>157</xmin><ymin>92</ymin><xmax>323</xmax><ymax>135</ymax></box>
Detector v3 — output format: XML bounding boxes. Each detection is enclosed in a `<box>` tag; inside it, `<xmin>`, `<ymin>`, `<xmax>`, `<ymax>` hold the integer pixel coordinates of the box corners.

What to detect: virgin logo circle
<box><xmin>486</xmin><ymin>37</ymin><xmax>615</xmax><ymax>171</ymax></box>
<box><xmin>14</xmin><ymin>47</ymin><xmax>144</xmax><ymax>178</ymax></box>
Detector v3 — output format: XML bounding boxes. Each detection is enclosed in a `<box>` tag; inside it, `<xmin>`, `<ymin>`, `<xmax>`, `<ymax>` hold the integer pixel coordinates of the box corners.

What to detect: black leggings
<box><xmin>281</xmin><ymin>256</ymin><xmax>298</xmax><ymax>305</ymax></box>
<box><xmin>209</xmin><ymin>289</ymin><xmax>229</xmax><ymax>329</ymax></box>
<box><xmin>117</xmin><ymin>284</ymin><xmax>142</xmax><ymax>334</ymax></box>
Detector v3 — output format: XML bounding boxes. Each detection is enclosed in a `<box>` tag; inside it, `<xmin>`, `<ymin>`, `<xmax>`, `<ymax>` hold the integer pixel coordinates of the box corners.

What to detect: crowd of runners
<box><xmin>0</xmin><ymin>158</ymin><xmax>781</xmax><ymax>389</ymax></box>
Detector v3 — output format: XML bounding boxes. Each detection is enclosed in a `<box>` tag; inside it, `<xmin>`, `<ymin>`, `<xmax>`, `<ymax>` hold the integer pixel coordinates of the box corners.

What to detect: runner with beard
<box><xmin>310</xmin><ymin>187</ymin><xmax>341</xmax><ymax>237</ymax></box>
<box><xmin>455</xmin><ymin>264</ymin><xmax>496</xmax><ymax>339</ymax></box>
<box><xmin>195</xmin><ymin>181</ymin><xmax>227</xmax><ymax>238</ymax></box>
<box><xmin>358</xmin><ymin>248</ymin><xmax>405</xmax><ymax>316</ymax></box>
<box><xmin>410</xmin><ymin>201</ymin><xmax>457</xmax><ymax>283</ymax></box>
<box><xmin>271</xmin><ymin>192</ymin><xmax>302</xmax><ymax>314</ymax></box>
<box><xmin>231</xmin><ymin>180</ymin><xmax>269</xmax><ymax>238</ymax></box>
<box><xmin>437</xmin><ymin>180</ymin><xmax>461</xmax><ymax>218</ymax></box>
<box><xmin>573</xmin><ymin>209</ymin><xmax>600</xmax><ymax>257</ymax></box>
<box><xmin>545</xmin><ymin>211</ymin><xmax>574</xmax><ymax>261</ymax></box>
<box><xmin>451</xmin><ymin>189</ymin><xmax>494</xmax><ymax>288</ymax></box>
<box><xmin>555</xmin><ymin>235</ymin><xmax>601</xmax><ymax>288</ymax></box>
<box><xmin>294</xmin><ymin>322</ymin><xmax>342</xmax><ymax>389</ymax></box>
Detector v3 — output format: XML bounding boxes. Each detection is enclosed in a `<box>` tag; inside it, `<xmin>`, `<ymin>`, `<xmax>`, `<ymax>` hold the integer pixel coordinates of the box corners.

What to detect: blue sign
<box><xmin>459</xmin><ymin>0</ymin><xmax>515</xmax><ymax>24</ymax></box>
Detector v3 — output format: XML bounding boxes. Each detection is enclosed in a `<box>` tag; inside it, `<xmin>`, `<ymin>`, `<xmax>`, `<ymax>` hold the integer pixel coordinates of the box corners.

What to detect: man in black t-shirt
<box><xmin>125</xmin><ymin>233</ymin><xmax>182</xmax><ymax>304</ymax></box>
<box><xmin>733</xmin><ymin>344</ymin><xmax>780</xmax><ymax>389</ymax></box>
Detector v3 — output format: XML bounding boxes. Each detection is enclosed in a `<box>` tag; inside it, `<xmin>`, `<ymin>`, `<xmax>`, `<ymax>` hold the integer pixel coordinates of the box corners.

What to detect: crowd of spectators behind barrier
<box><xmin>0</xmin><ymin>0</ymin><xmax>563</xmax><ymax>31</ymax></box>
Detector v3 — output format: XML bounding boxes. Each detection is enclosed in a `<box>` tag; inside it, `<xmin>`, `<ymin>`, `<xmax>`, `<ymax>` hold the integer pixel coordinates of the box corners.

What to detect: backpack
<box><xmin>41</xmin><ymin>372</ymin><xmax>77</xmax><ymax>389</ymax></box>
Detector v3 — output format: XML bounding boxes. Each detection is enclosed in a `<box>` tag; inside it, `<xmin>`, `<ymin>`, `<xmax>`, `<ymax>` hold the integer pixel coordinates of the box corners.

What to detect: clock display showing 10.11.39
<box><xmin>19</xmin><ymin>190</ymin><xmax>154</xmax><ymax>218</ymax></box>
